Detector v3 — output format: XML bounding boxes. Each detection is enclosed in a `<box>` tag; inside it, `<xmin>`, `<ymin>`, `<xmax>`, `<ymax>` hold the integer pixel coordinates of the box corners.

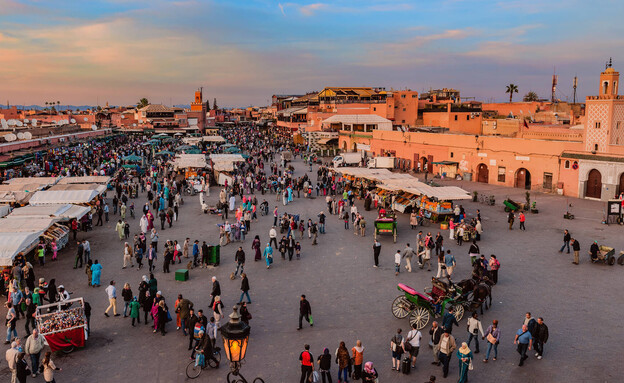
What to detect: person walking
<box><xmin>299</xmin><ymin>344</ymin><xmax>314</xmax><ymax>383</ymax></box>
<box><xmin>16</xmin><ymin>352</ymin><xmax>31</xmax><ymax>383</ymax></box>
<box><xmin>123</xmin><ymin>242</ymin><xmax>134</xmax><ymax>269</ymax></box>
<box><xmin>394</xmin><ymin>250</ymin><xmax>401</xmax><ymax>276</ymax></box>
<box><xmin>488</xmin><ymin>255</ymin><xmax>500</xmax><ymax>284</ymax></box>
<box><xmin>507</xmin><ymin>211</ymin><xmax>514</xmax><ymax>230</ymax></box>
<box><xmin>571</xmin><ymin>238</ymin><xmax>580</xmax><ymax>265</ymax></box>
<box><xmin>444</xmin><ymin>250</ymin><xmax>456</xmax><ymax>280</ymax></box>
<box><xmin>559</xmin><ymin>229</ymin><xmax>571</xmax><ymax>253</ymax></box>
<box><xmin>234</xmin><ymin>247</ymin><xmax>245</xmax><ymax>277</ymax></box>
<box><xmin>269</xmin><ymin>226</ymin><xmax>278</xmax><ymax>249</ymax></box>
<box><xmin>317</xmin><ymin>348</ymin><xmax>333</xmax><ymax>383</ymax></box>
<box><xmin>514</xmin><ymin>324</ymin><xmax>533</xmax><ymax>366</ymax></box>
<box><xmin>372</xmin><ymin>239</ymin><xmax>381</xmax><ymax>268</ymax></box>
<box><xmin>533</xmin><ymin>317</ymin><xmax>549</xmax><ymax>360</ymax></box>
<box><xmin>437</xmin><ymin>331</ymin><xmax>456</xmax><ymax>378</ymax></box>
<box><xmin>390</xmin><ymin>328</ymin><xmax>404</xmax><ymax>372</ymax></box>
<box><xmin>209</xmin><ymin>276</ymin><xmax>221</xmax><ymax>308</ymax></box>
<box><xmin>483</xmin><ymin>319</ymin><xmax>500</xmax><ymax>362</ymax></box>
<box><xmin>91</xmin><ymin>260</ymin><xmax>102</xmax><ymax>287</ymax></box>
<box><xmin>468</xmin><ymin>241</ymin><xmax>480</xmax><ymax>266</ymax></box>
<box><xmin>74</xmin><ymin>241</ymin><xmax>84</xmax><ymax>269</ymax></box>
<box><xmin>442</xmin><ymin>306</ymin><xmax>459</xmax><ymax>334</ymax></box>
<box><xmin>519</xmin><ymin>211</ymin><xmax>526</xmax><ymax>230</ymax></box>
<box><xmin>263</xmin><ymin>243</ymin><xmax>273</xmax><ymax>269</ymax></box>
<box><xmin>351</xmin><ymin>340</ymin><xmax>364</xmax><ymax>380</ymax></box>
<box><xmin>466</xmin><ymin>312</ymin><xmax>485</xmax><ymax>354</ymax></box>
<box><xmin>104</xmin><ymin>280</ymin><xmax>119</xmax><ymax>317</ymax></box>
<box><xmin>335</xmin><ymin>341</ymin><xmax>350</xmax><ymax>383</ymax></box>
<box><xmin>24</xmin><ymin>329</ymin><xmax>45</xmax><ymax>378</ymax></box>
<box><xmin>121</xmin><ymin>283</ymin><xmax>133</xmax><ymax>317</ymax></box>
<box><xmin>402</xmin><ymin>243</ymin><xmax>415</xmax><ymax>273</ymax></box>
<box><xmin>41</xmin><ymin>351</ymin><xmax>61</xmax><ymax>383</ymax></box>
<box><xmin>129</xmin><ymin>297</ymin><xmax>141</xmax><ymax>326</ymax></box>
<box><xmin>239</xmin><ymin>273</ymin><xmax>251</xmax><ymax>304</ymax></box>
<box><xmin>456</xmin><ymin>342</ymin><xmax>473</xmax><ymax>383</ymax></box>
<box><xmin>297</xmin><ymin>295</ymin><xmax>313</xmax><ymax>330</ymax></box>
<box><xmin>429</xmin><ymin>321</ymin><xmax>442</xmax><ymax>366</ymax></box>
<box><xmin>406</xmin><ymin>323</ymin><xmax>422</xmax><ymax>369</ymax></box>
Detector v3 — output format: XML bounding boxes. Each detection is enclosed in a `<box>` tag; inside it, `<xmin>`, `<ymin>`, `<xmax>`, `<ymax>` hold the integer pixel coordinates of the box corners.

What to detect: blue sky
<box><xmin>0</xmin><ymin>0</ymin><xmax>623</xmax><ymax>106</ymax></box>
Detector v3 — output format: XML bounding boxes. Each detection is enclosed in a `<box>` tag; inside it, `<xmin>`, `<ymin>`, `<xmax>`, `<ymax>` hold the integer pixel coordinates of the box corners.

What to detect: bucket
<box><xmin>440</xmin><ymin>223</ymin><xmax>449</xmax><ymax>230</ymax></box>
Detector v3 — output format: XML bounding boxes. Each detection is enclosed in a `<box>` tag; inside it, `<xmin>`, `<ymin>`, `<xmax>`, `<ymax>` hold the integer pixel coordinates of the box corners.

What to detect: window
<box><xmin>454</xmin><ymin>115</ymin><xmax>458</xmax><ymax>121</ymax></box>
<box><xmin>594</xmin><ymin>144</ymin><xmax>599</xmax><ymax>151</ymax></box>
<box><xmin>497</xmin><ymin>166</ymin><xmax>506</xmax><ymax>182</ymax></box>
<box><xmin>401</xmin><ymin>94</ymin><xmax>406</xmax><ymax>98</ymax></box>
<box><xmin>412</xmin><ymin>94</ymin><xmax>417</xmax><ymax>98</ymax></box>
<box><xmin>450</xmin><ymin>152</ymin><xmax>454</xmax><ymax>158</ymax></box>
<box><xmin>564</xmin><ymin>160</ymin><xmax>570</xmax><ymax>169</ymax></box>
<box><xmin>617</xmin><ymin>121</ymin><xmax>620</xmax><ymax>130</ymax></box>
<box><xmin>402</xmin><ymin>120</ymin><xmax>405</xmax><ymax>123</ymax></box>
<box><xmin>466</xmin><ymin>115</ymin><xmax>470</xmax><ymax>121</ymax></box>
<box><xmin>543</xmin><ymin>172</ymin><xmax>553</xmax><ymax>190</ymax></box>
<box><xmin>403</xmin><ymin>108</ymin><xmax>406</xmax><ymax>112</ymax></box>
<box><xmin>595</xmin><ymin>122</ymin><xmax>601</xmax><ymax>129</ymax></box>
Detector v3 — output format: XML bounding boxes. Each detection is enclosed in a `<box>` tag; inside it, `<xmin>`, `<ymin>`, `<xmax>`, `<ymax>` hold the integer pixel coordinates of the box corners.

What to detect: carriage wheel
<box><xmin>608</xmin><ymin>255</ymin><xmax>616</xmax><ymax>266</ymax></box>
<box><xmin>618</xmin><ymin>254</ymin><xmax>624</xmax><ymax>265</ymax></box>
<box><xmin>453</xmin><ymin>304</ymin><xmax>465</xmax><ymax>322</ymax></box>
<box><xmin>392</xmin><ymin>295</ymin><xmax>412</xmax><ymax>319</ymax></box>
<box><xmin>409</xmin><ymin>306</ymin><xmax>430</xmax><ymax>330</ymax></box>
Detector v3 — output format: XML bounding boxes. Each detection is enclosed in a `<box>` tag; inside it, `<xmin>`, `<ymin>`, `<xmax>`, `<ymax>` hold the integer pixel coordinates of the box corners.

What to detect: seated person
<box><xmin>378</xmin><ymin>207</ymin><xmax>386</xmax><ymax>218</ymax></box>
<box><xmin>432</xmin><ymin>295</ymin><xmax>445</xmax><ymax>316</ymax></box>
<box><xmin>589</xmin><ymin>241</ymin><xmax>600</xmax><ymax>261</ymax></box>
<box><xmin>196</xmin><ymin>330</ymin><xmax>219</xmax><ymax>368</ymax></box>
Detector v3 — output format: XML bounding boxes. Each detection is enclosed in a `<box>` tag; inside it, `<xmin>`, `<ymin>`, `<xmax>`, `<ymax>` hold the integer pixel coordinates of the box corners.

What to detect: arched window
<box><xmin>603</xmin><ymin>81</ymin><xmax>609</xmax><ymax>94</ymax></box>
<box><xmin>564</xmin><ymin>160</ymin><xmax>570</xmax><ymax>169</ymax></box>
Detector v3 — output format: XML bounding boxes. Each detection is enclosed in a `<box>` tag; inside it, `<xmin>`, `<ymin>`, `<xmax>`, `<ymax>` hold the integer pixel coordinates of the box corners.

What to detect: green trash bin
<box><xmin>208</xmin><ymin>244</ymin><xmax>220</xmax><ymax>266</ymax></box>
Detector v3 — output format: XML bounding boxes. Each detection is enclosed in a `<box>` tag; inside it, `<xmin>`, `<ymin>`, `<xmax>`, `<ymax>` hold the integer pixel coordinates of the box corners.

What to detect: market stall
<box><xmin>0</xmin><ymin>232</ymin><xmax>42</xmax><ymax>266</ymax></box>
<box><xmin>29</xmin><ymin>189</ymin><xmax>103</xmax><ymax>206</ymax></box>
<box><xmin>8</xmin><ymin>203</ymin><xmax>90</xmax><ymax>221</ymax></box>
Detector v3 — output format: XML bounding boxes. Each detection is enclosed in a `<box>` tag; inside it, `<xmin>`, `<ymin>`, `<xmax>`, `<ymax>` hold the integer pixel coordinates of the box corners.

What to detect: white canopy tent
<box><xmin>4</xmin><ymin>177</ymin><xmax>58</xmax><ymax>186</ymax></box>
<box><xmin>170</xmin><ymin>154</ymin><xmax>208</xmax><ymax>169</ymax></box>
<box><xmin>378</xmin><ymin>179</ymin><xmax>471</xmax><ymax>201</ymax></box>
<box><xmin>209</xmin><ymin>154</ymin><xmax>245</xmax><ymax>162</ymax></box>
<box><xmin>8</xmin><ymin>204</ymin><xmax>91</xmax><ymax>221</ymax></box>
<box><xmin>29</xmin><ymin>190</ymin><xmax>101</xmax><ymax>205</ymax></box>
<box><xmin>56</xmin><ymin>176</ymin><xmax>111</xmax><ymax>185</ymax></box>
<box><xmin>0</xmin><ymin>217</ymin><xmax>59</xmax><ymax>232</ymax></box>
<box><xmin>0</xmin><ymin>232</ymin><xmax>43</xmax><ymax>266</ymax></box>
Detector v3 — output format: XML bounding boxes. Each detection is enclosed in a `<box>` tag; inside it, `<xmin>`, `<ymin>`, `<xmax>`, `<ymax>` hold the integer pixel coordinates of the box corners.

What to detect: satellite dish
<box><xmin>56</xmin><ymin>120</ymin><xmax>62</xmax><ymax>126</ymax></box>
<box><xmin>16</xmin><ymin>121</ymin><xmax>23</xmax><ymax>127</ymax></box>
<box><xmin>7</xmin><ymin>120</ymin><xmax>16</xmax><ymax>126</ymax></box>
<box><xmin>23</xmin><ymin>119</ymin><xmax>29</xmax><ymax>123</ymax></box>
<box><xmin>91</xmin><ymin>124</ymin><xmax>97</xmax><ymax>131</ymax></box>
<box><xmin>132</xmin><ymin>123</ymin><xmax>136</xmax><ymax>127</ymax></box>
<box><xmin>32</xmin><ymin>119</ymin><xmax>37</xmax><ymax>127</ymax></box>
<box><xmin>4</xmin><ymin>134</ymin><xmax>16</xmax><ymax>142</ymax></box>
<box><xmin>24</xmin><ymin>132</ymin><xmax>32</xmax><ymax>139</ymax></box>
<box><xmin>17</xmin><ymin>132</ymin><xmax>24</xmax><ymax>140</ymax></box>
<box><xmin>83</xmin><ymin>117</ymin><xmax>88</xmax><ymax>122</ymax></box>
<box><xmin>1</xmin><ymin>119</ymin><xmax>7</xmax><ymax>129</ymax></box>
<box><xmin>70</xmin><ymin>118</ymin><xmax>76</xmax><ymax>123</ymax></box>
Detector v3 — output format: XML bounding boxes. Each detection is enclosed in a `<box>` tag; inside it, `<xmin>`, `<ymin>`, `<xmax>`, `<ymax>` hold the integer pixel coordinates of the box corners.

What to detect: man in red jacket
<box><xmin>299</xmin><ymin>344</ymin><xmax>313</xmax><ymax>383</ymax></box>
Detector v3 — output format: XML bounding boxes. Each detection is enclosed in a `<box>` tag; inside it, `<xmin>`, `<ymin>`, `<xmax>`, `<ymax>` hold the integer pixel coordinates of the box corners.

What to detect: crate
<box><xmin>175</xmin><ymin>269</ymin><xmax>189</xmax><ymax>281</ymax></box>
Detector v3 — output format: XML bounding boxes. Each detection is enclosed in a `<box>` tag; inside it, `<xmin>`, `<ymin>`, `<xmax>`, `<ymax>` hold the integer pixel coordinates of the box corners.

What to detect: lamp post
<box><xmin>219</xmin><ymin>306</ymin><xmax>264</xmax><ymax>383</ymax></box>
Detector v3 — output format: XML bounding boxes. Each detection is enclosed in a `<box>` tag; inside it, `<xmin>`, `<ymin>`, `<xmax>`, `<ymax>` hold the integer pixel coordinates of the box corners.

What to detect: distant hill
<box><xmin>8</xmin><ymin>104</ymin><xmax>193</xmax><ymax>111</ymax></box>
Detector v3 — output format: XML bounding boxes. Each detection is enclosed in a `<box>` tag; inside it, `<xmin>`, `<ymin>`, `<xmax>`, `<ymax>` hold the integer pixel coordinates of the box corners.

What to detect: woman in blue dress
<box><xmin>457</xmin><ymin>342</ymin><xmax>473</xmax><ymax>383</ymax></box>
<box><xmin>263</xmin><ymin>243</ymin><xmax>273</xmax><ymax>269</ymax></box>
<box><xmin>91</xmin><ymin>259</ymin><xmax>102</xmax><ymax>287</ymax></box>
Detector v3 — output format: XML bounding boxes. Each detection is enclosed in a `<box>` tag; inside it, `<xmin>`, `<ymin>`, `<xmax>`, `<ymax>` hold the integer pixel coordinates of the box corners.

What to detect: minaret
<box><xmin>599</xmin><ymin>58</ymin><xmax>619</xmax><ymax>97</ymax></box>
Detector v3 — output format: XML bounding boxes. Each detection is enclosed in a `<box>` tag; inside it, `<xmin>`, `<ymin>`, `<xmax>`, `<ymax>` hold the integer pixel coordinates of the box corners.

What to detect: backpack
<box><xmin>193</xmin><ymin>323</ymin><xmax>205</xmax><ymax>340</ymax></box>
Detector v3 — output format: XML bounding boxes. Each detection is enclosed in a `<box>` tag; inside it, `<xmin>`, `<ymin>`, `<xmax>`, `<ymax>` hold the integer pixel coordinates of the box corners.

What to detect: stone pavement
<box><xmin>2</xmin><ymin>160</ymin><xmax>624</xmax><ymax>383</ymax></box>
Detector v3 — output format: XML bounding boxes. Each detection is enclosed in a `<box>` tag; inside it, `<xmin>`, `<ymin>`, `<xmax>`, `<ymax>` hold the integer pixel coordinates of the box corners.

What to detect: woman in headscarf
<box><xmin>457</xmin><ymin>342</ymin><xmax>473</xmax><ymax>383</ymax></box>
<box><xmin>252</xmin><ymin>235</ymin><xmax>261</xmax><ymax>261</ymax></box>
<box><xmin>263</xmin><ymin>243</ymin><xmax>273</xmax><ymax>269</ymax></box>
<box><xmin>90</xmin><ymin>260</ymin><xmax>102</xmax><ymax>287</ymax></box>
<box><xmin>316</xmin><ymin>347</ymin><xmax>332</xmax><ymax>383</ymax></box>
<box><xmin>361</xmin><ymin>361</ymin><xmax>378</xmax><ymax>383</ymax></box>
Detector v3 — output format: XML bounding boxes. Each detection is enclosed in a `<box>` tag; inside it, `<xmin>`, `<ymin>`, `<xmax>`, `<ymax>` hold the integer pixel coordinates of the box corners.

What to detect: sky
<box><xmin>0</xmin><ymin>0</ymin><xmax>623</xmax><ymax>107</ymax></box>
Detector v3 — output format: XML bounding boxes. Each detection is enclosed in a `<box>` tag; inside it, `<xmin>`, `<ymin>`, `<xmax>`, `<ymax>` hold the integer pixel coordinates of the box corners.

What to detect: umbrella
<box><xmin>155</xmin><ymin>150</ymin><xmax>174</xmax><ymax>157</ymax></box>
<box><xmin>151</xmin><ymin>134</ymin><xmax>169</xmax><ymax>139</ymax></box>
<box><xmin>185</xmin><ymin>148</ymin><xmax>202</xmax><ymax>154</ymax></box>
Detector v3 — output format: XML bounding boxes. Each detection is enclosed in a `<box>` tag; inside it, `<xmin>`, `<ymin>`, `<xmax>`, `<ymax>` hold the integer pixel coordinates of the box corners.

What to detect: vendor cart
<box><xmin>503</xmin><ymin>198</ymin><xmax>522</xmax><ymax>212</ymax></box>
<box><xmin>36</xmin><ymin>297</ymin><xmax>88</xmax><ymax>353</ymax></box>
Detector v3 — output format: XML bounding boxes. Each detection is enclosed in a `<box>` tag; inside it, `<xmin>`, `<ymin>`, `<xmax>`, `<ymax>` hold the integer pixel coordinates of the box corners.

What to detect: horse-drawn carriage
<box><xmin>374</xmin><ymin>212</ymin><xmax>397</xmax><ymax>242</ymax></box>
<box><xmin>391</xmin><ymin>279</ymin><xmax>466</xmax><ymax>330</ymax></box>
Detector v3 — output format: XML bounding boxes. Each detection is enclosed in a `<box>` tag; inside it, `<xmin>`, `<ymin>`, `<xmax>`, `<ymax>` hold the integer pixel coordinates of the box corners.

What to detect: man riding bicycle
<box><xmin>195</xmin><ymin>330</ymin><xmax>219</xmax><ymax>369</ymax></box>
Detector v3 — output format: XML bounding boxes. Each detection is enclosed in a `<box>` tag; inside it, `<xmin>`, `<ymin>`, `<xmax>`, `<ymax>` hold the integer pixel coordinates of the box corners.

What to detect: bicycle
<box><xmin>186</xmin><ymin>347</ymin><xmax>221</xmax><ymax>379</ymax></box>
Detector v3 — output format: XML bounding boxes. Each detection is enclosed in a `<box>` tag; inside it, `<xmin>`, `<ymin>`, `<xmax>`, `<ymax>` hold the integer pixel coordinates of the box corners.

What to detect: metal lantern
<box><xmin>220</xmin><ymin>307</ymin><xmax>250</xmax><ymax>363</ymax></box>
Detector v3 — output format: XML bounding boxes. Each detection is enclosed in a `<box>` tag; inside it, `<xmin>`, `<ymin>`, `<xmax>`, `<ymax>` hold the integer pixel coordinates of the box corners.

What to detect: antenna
<box><xmin>573</xmin><ymin>76</ymin><xmax>578</xmax><ymax>104</ymax></box>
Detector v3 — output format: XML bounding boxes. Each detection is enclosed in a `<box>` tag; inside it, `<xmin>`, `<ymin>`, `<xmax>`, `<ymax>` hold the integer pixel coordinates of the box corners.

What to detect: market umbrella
<box><xmin>155</xmin><ymin>150</ymin><xmax>174</xmax><ymax>157</ymax></box>
<box><xmin>122</xmin><ymin>154</ymin><xmax>143</xmax><ymax>162</ymax></box>
<box><xmin>185</xmin><ymin>148</ymin><xmax>202</xmax><ymax>154</ymax></box>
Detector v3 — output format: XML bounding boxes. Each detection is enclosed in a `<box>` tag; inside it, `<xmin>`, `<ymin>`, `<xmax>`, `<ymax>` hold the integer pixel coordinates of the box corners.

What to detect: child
<box><xmin>51</xmin><ymin>240</ymin><xmax>58</xmax><ymax>261</ymax></box>
<box><xmin>295</xmin><ymin>242</ymin><xmax>301</xmax><ymax>259</ymax></box>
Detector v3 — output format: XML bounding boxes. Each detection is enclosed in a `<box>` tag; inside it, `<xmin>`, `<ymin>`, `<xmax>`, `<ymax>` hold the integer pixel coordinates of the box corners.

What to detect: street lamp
<box><xmin>219</xmin><ymin>306</ymin><xmax>264</xmax><ymax>383</ymax></box>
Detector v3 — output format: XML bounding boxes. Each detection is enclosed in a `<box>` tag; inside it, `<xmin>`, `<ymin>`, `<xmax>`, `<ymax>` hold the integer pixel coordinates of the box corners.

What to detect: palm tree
<box><xmin>523</xmin><ymin>91</ymin><xmax>539</xmax><ymax>102</ymax></box>
<box><xmin>44</xmin><ymin>102</ymin><xmax>48</xmax><ymax>110</ymax></box>
<box><xmin>506</xmin><ymin>84</ymin><xmax>519</xmax><ymax>103</ymax></box>
<box><xmin>57</xmin><ymin>101</ymin><xmax>60</xmax><ymax>111</ymax></box>
<box><xmin>137</xmin><ymin>98</ymin><xmax>149</xmax><ymax>108</ymax></box>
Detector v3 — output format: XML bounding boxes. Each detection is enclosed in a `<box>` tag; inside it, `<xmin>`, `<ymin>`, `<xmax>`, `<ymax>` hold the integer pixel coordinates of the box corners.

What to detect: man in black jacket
<box><xmin>234</xmin><ymin>247</ymin><xmax>245</xmax><ymax>278</ymax></box>
<box><xmin>571</xmin><ymin>238</ymin><xmax>581</xmax><ymax>265</ymax></box>
<box><xmin>74</xmin><ymin>241</ymin><xmax>84</xmax><ymax>269</ymax></box>
<box><xmin>196</xmin><ymin>330</ymin><xmax>219</xmax><ymax>368</ymax></box>
<box><xmin>372</xmin><ymin>240</ymin><xmax>381</xmax><ymax>267</ymax></box>
<box><xmin>297</xmin><ymin>295</ymin><xmax>312</xmax><ymax>330</ymax></box>
<box><xmin>429</xmin><ymin>321</ymin><xmax>442</xmax><ymax>365</ymax></box>
<box><xmin>533</xmin><ymin>317</ymin><xmax>549</xmax><ymax>360</ymax></box>
<box><xmin>210</xmin><ymin>277</ymin><xmax>221</xmax><ymax>307</ymax></box>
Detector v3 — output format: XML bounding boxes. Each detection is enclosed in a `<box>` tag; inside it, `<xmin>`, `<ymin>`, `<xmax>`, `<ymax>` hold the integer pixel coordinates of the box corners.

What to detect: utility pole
<box><xmin>573</xmin><ymin>76</ymin><xmax>578</xmax><ymax>104</ymax></box>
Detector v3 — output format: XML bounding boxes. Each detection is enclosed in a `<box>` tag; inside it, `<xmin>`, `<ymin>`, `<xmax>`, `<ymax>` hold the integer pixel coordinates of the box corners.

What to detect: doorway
<box><xmin>618</xmin><ymin>173</ymin><xmax>624</xmax><ymax>198</ymax></box>
<box><xmin>515</xmin><ymin>168</ymin><xmax>531</xmax><ymax>190</ymax></box>
<box><xmin>586</xmin><ymin>169</ymin><xmax>602</xmax><ymax>199</ymax></box>
<box><xmin>477</xmin><ymin>164</ymin><xmax>489</xmax><ymax>183</ymax></box>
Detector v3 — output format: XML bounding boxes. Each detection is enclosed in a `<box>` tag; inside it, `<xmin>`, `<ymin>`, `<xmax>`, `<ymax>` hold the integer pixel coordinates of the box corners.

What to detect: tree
<box><xmin>137</xmin><ymin>98</ymin><xmax>149</xmax><ymax>108</ymax></box>
<box><xmin>44</xmin><ymin>102</ymin><xmax>48</xmax><ymax>110</ymax></box>
<box><xmin>57</xmin><ymin>101</ymin><xmax>60</xmax><ymax>110</ymax></box>
<box><xmin>213</xmin><ymin>98</ymin><xmax>218</xmax><ymax>110</ymax></box>
<box><xmin>523</xmin><ymin>91</ymin><xmax>539</xmax><ymax>102</ymax></box>
<box><xmin>506</xmin><ymin>84</ymin><xmax>519</xmax><ymax>103</ymax></box>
